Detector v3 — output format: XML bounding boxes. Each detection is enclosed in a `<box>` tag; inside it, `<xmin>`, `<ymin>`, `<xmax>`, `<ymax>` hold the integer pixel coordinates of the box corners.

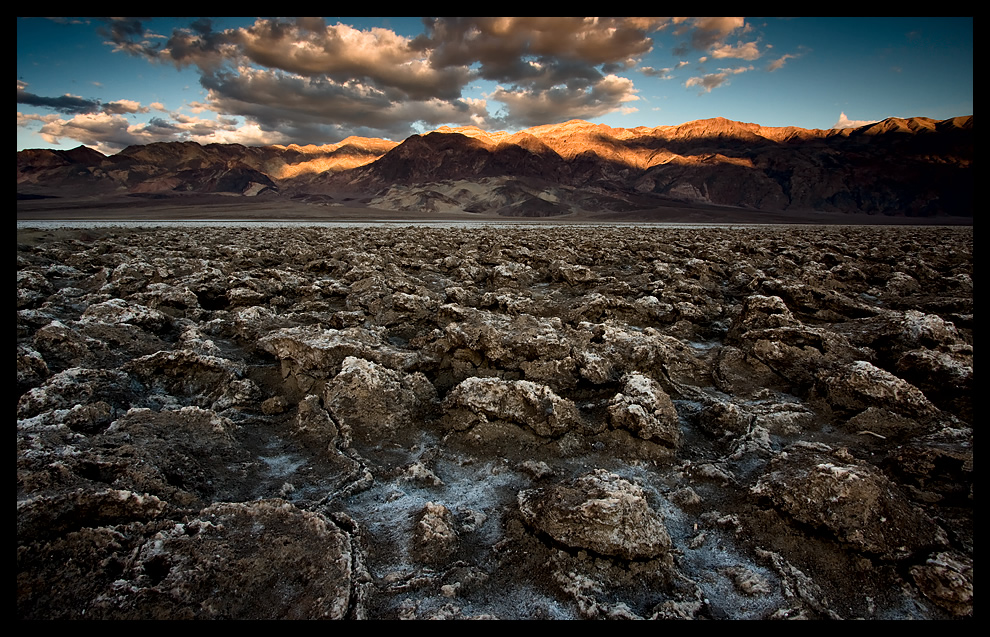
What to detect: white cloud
<box><xmin>832</xmin><ymin>112</ymin><xmax>880</xmax><ymax>129</ymax></box>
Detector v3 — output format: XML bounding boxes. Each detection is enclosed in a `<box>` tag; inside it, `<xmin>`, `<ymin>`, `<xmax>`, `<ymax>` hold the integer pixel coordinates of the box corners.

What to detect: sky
<box><xmin>17</xmin><ymin>17</ymin><xmax>974</xmax><ymax>155</ymax></box>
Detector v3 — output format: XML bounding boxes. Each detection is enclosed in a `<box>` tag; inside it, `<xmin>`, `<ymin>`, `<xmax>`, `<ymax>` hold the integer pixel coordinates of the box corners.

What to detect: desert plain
<box><xmin>16</xmin><ymin>199</ymin><xmax>973</xmax><ymax>619</ymax></box>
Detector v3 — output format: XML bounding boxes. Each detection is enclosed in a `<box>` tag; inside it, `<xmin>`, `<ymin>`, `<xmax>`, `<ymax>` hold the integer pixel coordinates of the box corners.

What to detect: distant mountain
<box><xmin>17</xmin><ymin>115</ymin><xmax>973</xmax><ymax>218</ymax></box>
<box><xmin>16</xmin><ymin>136</ymin><xmax>399</xmax><ymax>197</ymax></box>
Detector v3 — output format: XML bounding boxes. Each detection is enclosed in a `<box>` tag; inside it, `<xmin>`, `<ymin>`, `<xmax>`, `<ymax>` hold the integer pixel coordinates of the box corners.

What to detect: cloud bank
<box><xmin>19</xmin><ymin>16</ymin><xmax>802</xmax><ymax>152</ymax></box>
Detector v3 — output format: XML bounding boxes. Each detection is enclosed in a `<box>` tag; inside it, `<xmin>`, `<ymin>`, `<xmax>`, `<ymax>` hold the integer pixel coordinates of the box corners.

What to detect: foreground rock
<box><xmin>442</xmin><ymin>376</ymin><xmax>581</xmax><ymax>437</ymax></box>
<box><xmin>18</xmin><ymin>499</ymin><xmax>359</xmax><ymax>619</ymax></box>
<box><xmin>17</xmin><ymin>224</ymin><xmax>972</xmax><ymax>619</ymax></box>
<box><xmin>518</xmin><ymin>469</ymin><xmax>672</xmax><ymax>560</ymax></box>
<box><xmin>751</xmin><ymin>442</ymin><xmax>947</xmax><ymax>559</ymax></box>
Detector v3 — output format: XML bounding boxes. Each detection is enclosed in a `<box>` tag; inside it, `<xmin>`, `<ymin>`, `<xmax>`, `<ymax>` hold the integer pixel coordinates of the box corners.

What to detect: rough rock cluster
<box><xmin>17</xmin><ymin>223</ymin><xmax>972</xmax><ymax>619</ymax></box>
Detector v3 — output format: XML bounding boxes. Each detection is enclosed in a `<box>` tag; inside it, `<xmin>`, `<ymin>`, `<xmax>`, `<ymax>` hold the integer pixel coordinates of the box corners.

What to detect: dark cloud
<box><xmin>489</xmin><ymin>74</ymin><xmax>639</xmax><ymax>127</ymax></box>
<box><xmin>162</xmin><ymin>18</ymin><xmax>233</xmax><ymax>71</ymax></box>
<box><xmin>200</xmin><ymin>66</ymin><xmax>494</xmax><ymax>142</ymax></box>
<box><xmin>415</xmin><ymin>17</ymin><xmax>668</xmax><ymax>74</ymax></box>
<box><xmin>412</xmin><ymin>16</ymin><xmax>668</xmax><ymax>91</ymax></box>
<box><xmin>199</xmin><ymin>68</ymin><xmax>393</xmax><ymax>127</ymax></box>
<box><xmin>640</xmin><ymin>66</ymin><xmax>675</xmax><ymax>80</ymax></box>
<box><xmin>188</xmin><ymin>18</ymin><xmax>215</xmax><ymax>35</ymax></box>
<box><xmin>17</xmin><ymin>85</ymin><xmax>101</xmax><ymax>114</ymax></box>
<box><xmin>144</xmin><ymin>116</ymin><xmax>179</xmax><ymax>133</ymax></box>
<box><xmin>96</xmin><ymin>17</ymin><xmax>165</xmax><ymax>58</ymax></box>
<box><xmin>405</xmin><ymin>17</ymin><xmax>664</xmax><ymax>127</ymax></box>
<box><xmin>97</xmin><ymin>16</ymin><xmax>146</xmax><ymax>41</ymax></box>
<box><xmin>18</xmin><ymin>83</ymin><xmax>149</xmax><ymax>117</ymax></box>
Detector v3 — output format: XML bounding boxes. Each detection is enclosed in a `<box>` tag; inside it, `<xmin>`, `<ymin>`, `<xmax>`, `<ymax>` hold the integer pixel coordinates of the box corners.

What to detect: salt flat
<box><xmin>17</xmin><ymin>223</ymin><xmax>972</xmax><ymax>619</ymax></box>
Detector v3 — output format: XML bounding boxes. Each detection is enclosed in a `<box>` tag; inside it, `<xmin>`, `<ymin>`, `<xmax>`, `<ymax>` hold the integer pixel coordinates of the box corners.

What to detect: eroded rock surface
<box><xmin>17</xmin><ymin>224</ymin><xmax>972</xmax><ymax>619</ymax></box>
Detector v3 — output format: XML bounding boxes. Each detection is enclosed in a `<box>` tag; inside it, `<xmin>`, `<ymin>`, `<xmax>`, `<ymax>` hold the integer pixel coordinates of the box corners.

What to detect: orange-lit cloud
<box><xmin>674</xmin><ymin>17</ymin><xmax>748</xmax><ymax>51</ymax></box>
<box><xmin>102</xmin><ymin>99</ymin><xmax>149</xmax><ymax>115</ymax></box>
<box><xmin>710</xmin><ymin>40</ymin><xmax>762</xmax><ymax>60</ymax></box>
<box><xmin>767</xmin><ymin>53</ymin><xmax>798</xmax><ymax>71</ymax></box>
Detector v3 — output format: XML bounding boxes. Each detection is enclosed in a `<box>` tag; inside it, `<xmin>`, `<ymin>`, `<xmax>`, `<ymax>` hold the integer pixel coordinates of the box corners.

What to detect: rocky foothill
<box><xmin>17</xmin><ymin>223</ymin><xmax>972</xmax><ymax>619</ymax></box>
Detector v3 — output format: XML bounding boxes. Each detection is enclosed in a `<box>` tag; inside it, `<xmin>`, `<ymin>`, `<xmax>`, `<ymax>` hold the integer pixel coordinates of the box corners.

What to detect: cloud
<box><xmin>415</xmin><ymin>17</ymin><xmax>670</xmax><ymax>76</ymax></box>
<box><xmin>767</xmin><ymin>53</ymin><xmax>798</xmax><ymax>71</ymax></box>
<box><xmin>832</xmin><ymin>112</ymin><xmax>880</xmax><ymax>129</ymax></box>
<box><xmin>640</xmin><ymin>66</ymin><xmax>675</xmax><ymax>79</ymax></box>
<box><xmin>412</xmin><ymin>18</ymin><xmax>663</xmax><ymax>126</ymax></box>
<box><xmin>684</xmin><ymin>73</ymin><xmax>728</xmax><ymax>93</ymax></box>
<box><xmin>92</xmin><ymin>16</ymin><xmax>672</xmax><ymax>141</ymax></box>
<box><xmin>102</xmin><ymin>99</ymin><xmax>150</xmax><ymax>115</ymax></box>
<box><xmin>18</xmin><ymin>81</ymin><xmax>151</xmax><ymax>118</ymax></box>
<box><xmin>672</xmin><ymin>17</ymin><xmax>748</xmax><ymax>54</ymax></box>
<box><xmin>20</xmin><ymin>111</ymin><xmax>152</xmax><ymax>152</ymax></box>
<box><xmin>17</xmin><ymin>82</ymin><xmax>101</xmax><ymax>115</ymax></box>
<box><xmin>96</xmin><ymin>17</ymin><xmax>166</xmax><ymax>58</ymax></box>
<box><xmin>487</xmin><ymin>73</ymin><xmax>639</xmax><ymax>127</ymax></box>
<box><xmin>199</xmin><ymin>65</ymin><xmax>496</xmax><ymax>142</ymax></box>
<box><xmin>25</xmin><ymin>17</ymin><xmax>789</xmax><ymax>150</ymax></box>
<box><xmin>18</xmin><ymin>99</ymin><xmax>295</xmax><ymax>154</ymax></box>
<box><xmin>684</xmin><ymin>65</ymin><xmax>753</xmax><ymax>93</ymax></box>
<box><xmin>709</xmin><ymin>40</ymin><xmax>762</xmax><ymax>61</ymax></box>
<box><xmin>135</xmin><ymin>17</ymin><xmax>470</xmax><ymax>102</ymax></box>
<box><xmin>233</xmin><ymin>19</ymin><xmax>470</xmax><ymax>101</ymax></box>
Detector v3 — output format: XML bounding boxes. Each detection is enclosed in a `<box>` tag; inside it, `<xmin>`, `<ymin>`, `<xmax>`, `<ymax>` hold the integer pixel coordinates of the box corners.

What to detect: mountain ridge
<box><xmin>17</xmin><ymin>115</ymin><xmax>973</xmax><ymax>218</ymax></box>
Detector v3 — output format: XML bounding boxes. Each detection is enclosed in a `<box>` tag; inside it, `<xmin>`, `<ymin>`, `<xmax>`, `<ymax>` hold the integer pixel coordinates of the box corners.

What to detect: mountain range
<box><xmin>17</xmin><ymin>115</ymin><xmax>973</xmax><ymax>218</ymax></box>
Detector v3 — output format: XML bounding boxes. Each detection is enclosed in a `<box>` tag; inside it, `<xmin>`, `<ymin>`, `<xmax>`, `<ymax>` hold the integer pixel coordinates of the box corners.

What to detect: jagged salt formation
<box><xmin>17</xmin><ymin>224</ymin><xmax>972</xmax><ymax>619</ymax></box>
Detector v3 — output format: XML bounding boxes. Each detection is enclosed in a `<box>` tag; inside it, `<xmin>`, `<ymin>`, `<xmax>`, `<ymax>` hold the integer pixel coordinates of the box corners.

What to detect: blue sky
<box><xmin>17</xmin><ymin>17</ymin><xmax>973</xmax><ymax>154</ymax></box>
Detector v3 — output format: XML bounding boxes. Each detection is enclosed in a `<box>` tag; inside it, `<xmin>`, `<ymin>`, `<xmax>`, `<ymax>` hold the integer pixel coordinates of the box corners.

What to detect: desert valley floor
<box><xmin>16</xmin><ymin>207</ymin><xmax>973</xmax><ymax>619</ymax></box>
